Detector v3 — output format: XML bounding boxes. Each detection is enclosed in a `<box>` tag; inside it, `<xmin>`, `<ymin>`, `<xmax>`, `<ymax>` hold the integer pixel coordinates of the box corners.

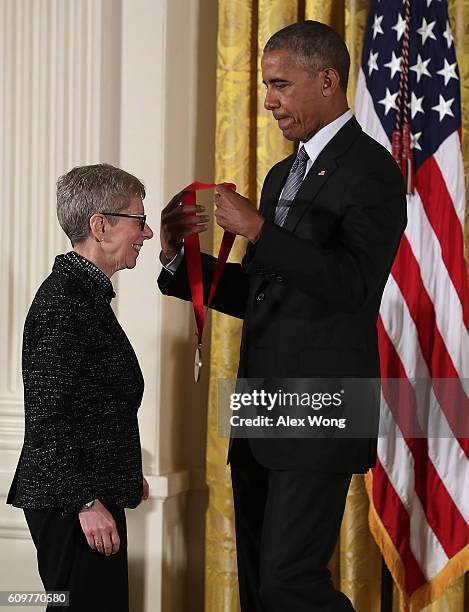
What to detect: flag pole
<box><xmin>380</xmin><ymin>558</ymin><xmax>393</xmax><ymax>612</ymax></box>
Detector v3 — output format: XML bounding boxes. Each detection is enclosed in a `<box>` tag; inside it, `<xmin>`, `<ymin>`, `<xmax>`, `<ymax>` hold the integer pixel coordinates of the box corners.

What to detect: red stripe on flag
<box><xmin>414</xmin><ymin>158</ymin><xmax>469</xmax><ymax>328</ymax></box>
<box><xmin>390</xmin><ymin>238</ymin><xmax>469</xmax><ymax>456</ymax></box>
<box><xmin>373</xmin><ymin>458</ymin><xmax>427</xmax><ymax>595</ymax></box>
<box><xmin>378</xmin><ymin>317</ymin><xmax>469</xmax><ymax>557</ymax></box>
<box><xmin>392</xmin><ymin>238</ymin><xmax>458</xmax><ymax>376</ymax></box>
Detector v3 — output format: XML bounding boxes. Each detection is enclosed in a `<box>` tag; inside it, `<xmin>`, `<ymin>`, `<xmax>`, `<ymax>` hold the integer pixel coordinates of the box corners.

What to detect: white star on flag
<box><xmin>432</xmin><ymin>94</ymin><xmax>455</xmax><ymax>121</ymax></box>
<box><xmin>437</xmin><ymin>59</ymin><xmax>458</xmax><ymax>85</ymax></box>
<box><xmin>384</xmin><ymin>52</ymin><xmax>402</xmax><ymax>79</ymax></box>
<box><xmin>372</xmin><ymin>14</ymin><xmax>384</xmax><ymax>40</ymax></box>
<box><xmin>410</xmin><ymin>54</ymin><xmax>431</xmax><ymax>82</ymax></box>
<box><xmin>410</xmin><ymin>132</ymin><xmax>422</xmax><ymax>151</ymax></box>
<box><xmin>410</xmin><ymin>92</ymin><xmax>424</xmax><ymax>119</ymax></box>
<box><xmin>368</xmin><ymin>50</ymin><xmax>379</xmax><ymax>75</ymax></box>
<box><xmin>443</xmin><ymin>20</ymin><xmax>454</xmax><ymax>48</ymax></box>
<box><xmin>426</xmin><ymin>0</ymin><xmax>442</xmax><ymax>6</ymax></box>
<box><xmin>417</xmin><ymin>17</ymin><xmax>437</xmax><ymax>45</ymax></box>
<box><xmin>379</xmin><ymin>88</ymin><xmax>398</xmax><ymax>115</ymax></box>
<box><xmin>392</xmin><ymin>14</ymin><xmax>406</xmax><ymax>41</ymax></box>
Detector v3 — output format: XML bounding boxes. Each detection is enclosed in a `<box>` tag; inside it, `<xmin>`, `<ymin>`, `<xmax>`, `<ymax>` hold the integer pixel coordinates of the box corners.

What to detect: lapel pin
<box><xmin>318</xmin><ymin>170</ymin><xmax>326</xmax><ymax>176</ymax></box>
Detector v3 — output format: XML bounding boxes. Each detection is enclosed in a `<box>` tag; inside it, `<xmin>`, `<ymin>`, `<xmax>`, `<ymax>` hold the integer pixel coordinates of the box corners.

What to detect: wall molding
<box><xmin>0</xmin><ymin>418</ymin><xmax>23</xmax><ymax>450</ymax></box>
<box><xmin>0</xmin><ymin>398</ymin><xmax>24</xmax><ymax>418</ymax></box>
<box><xmin>0</xmin><ymin>519</ymin><xmax>30</xmax><ymax>540</ymax></box>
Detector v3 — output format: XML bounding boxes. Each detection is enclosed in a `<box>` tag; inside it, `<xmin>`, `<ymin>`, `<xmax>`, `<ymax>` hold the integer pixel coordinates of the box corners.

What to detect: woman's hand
<box><xmin>78</xmin><ymin>500</ymin><xmax>120</xmax><ymax>556</ymax></box>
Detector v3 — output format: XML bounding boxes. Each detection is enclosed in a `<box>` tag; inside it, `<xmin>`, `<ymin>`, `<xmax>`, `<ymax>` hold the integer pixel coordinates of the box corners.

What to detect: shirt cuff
<box><xmin>81</xmin><ymin>499</ymin><xmax>97</xmax><ymax>510</ymax></box>
<box><xmin>159</xmin><ymin>247</ymin><xmax>184</xmax><ymax>274</ymax></box>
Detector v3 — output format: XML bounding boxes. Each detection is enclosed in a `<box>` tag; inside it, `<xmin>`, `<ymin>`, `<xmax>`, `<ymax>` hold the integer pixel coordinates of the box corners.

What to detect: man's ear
<box><xmin>89</xmin><ymin>213</ymin><xmax>105</xmax><ymax>242</ymax></box>
<box><xmin>321</xmin><ymin>68</ymin><xmax>341</xmax><ymax>97</ymax></box>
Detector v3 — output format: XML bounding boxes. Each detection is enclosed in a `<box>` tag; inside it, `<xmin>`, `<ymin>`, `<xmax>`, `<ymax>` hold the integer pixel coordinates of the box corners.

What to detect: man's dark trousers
<box><xmin>230</xmin><ymin>438</ymin><xmax>354</xmax><ymax>611</ymax></box>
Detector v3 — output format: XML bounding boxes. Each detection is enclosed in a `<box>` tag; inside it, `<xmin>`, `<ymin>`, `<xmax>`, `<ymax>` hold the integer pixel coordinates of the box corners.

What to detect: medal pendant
<box><xmin>194</xmin><ymin>345</ymin><xmax>202</xmax><ymax>383</ymax></box>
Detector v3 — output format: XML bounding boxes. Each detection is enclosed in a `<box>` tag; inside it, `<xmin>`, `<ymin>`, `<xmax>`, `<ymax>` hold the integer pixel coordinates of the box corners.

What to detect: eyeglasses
<box><xmin>101</xmin><ymin>212</ymin><xmax>147</xmax><ymax>231</ymax></box>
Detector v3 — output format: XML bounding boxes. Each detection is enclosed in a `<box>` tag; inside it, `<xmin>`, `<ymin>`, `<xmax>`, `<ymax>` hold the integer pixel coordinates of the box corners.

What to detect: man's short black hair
<box><xmin>264</xmin><ymin>20</ymin><xmax>350</xmax><ymax>92</ymax></box>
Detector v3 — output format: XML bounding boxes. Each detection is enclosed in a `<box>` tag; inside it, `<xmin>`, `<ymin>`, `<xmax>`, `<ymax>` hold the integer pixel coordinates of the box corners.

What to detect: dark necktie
<box><xmin>274</xmin><ymin>146</ymin><xmax>309</xmax><ymax>227</ymax></box>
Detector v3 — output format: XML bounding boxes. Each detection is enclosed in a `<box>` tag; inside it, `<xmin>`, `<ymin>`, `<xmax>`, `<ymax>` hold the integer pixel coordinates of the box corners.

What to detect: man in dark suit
<box><xmin>159</xmin><ymin>21</ymin><xmax>406</xmax><ymax>611</ymax></box>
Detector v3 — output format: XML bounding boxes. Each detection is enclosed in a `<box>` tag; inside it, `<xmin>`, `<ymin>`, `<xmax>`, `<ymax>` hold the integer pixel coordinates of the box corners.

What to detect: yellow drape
<box><xmin>206</xmin><ymin>1</ymin><xmax>469</xmax><ymax>610</ymax></box>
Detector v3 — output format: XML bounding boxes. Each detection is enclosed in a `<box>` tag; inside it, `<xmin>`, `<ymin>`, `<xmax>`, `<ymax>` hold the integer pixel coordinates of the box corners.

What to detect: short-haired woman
<box><xmin>8</xmin><ymin>164</ymin><xmax>153</xmax><ymax>612</ymax></box>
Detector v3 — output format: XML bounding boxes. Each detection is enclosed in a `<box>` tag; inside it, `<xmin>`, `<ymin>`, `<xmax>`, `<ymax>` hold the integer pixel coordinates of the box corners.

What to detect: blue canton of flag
<box><xmin>361</xmin><ymin>0</ymin><xmax>460</xmax><ymax>172</ymax></box>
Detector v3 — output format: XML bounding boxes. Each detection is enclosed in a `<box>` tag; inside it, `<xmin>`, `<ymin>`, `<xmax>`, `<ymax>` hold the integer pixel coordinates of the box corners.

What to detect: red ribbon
<box><xmin>182</xmin><ymin>181</ymin><xmax>236</xmax><ymax>345</ymax></box>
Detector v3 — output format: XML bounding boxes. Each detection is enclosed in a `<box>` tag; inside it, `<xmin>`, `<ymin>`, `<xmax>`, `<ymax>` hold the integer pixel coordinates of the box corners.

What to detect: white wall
<box><xmin>0</xmin><ymin>1</ymin><xmax>217</xmax><ymax>610</ymax></box>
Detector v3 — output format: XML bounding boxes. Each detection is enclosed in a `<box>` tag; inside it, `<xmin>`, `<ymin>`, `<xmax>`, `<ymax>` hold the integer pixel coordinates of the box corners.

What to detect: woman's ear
<box><xmin>89</xmin><ymin>213</ymin><xmax>105</xmax><ymax>242</ymax></box>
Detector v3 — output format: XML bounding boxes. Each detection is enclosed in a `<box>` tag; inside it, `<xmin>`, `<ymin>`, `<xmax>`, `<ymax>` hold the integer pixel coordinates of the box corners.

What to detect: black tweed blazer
<box><xmin>7</xmin><ymin>255</ymin><xmax>144</xmax><ymax>515</ymax></box>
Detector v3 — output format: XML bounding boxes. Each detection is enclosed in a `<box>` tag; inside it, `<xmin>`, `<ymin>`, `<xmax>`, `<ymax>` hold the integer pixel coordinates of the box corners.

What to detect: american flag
<box><xmin>355</xmin><ymin>0</ymin><xmax>469</xmax><ymax>608</ymax></box>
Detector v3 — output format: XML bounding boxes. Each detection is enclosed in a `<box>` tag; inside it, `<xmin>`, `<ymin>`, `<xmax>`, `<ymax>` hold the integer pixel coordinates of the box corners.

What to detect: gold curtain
<box><xmin>206</xmin><ymin>1</ymin><xmax>469</xmax><ymax>610</ymax></box>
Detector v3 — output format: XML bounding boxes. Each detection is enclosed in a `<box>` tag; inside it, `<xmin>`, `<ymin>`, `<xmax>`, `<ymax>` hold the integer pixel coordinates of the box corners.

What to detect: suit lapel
<box><xmin>243</xmin><ymin>155</ymin><xmax>295</xmax><ymax>270</ymax></box>
<box><xmin>246</xmin><ymin>117</ymin><xmax>362</xmax><ymax>268</ymax></box>
<box><xmin>260</xmin><ymin>155</ymin><xmax>295</xmax><ymax>223</ymax></box>
<box><xmin>275</xmin><ymin>117</ymin><xmax>362</xmax><ymax>232</ymax></box>
<box><xmin>282</xmin><ymin>157</ymin><xmax>338</xmax><ymax>232</ymax></box>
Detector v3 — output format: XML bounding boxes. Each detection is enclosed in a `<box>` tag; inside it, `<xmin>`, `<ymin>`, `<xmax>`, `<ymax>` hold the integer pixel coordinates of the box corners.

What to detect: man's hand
<box><xmin>78</xmin><ymin>500</ymin><xmax>120</xmax><ymax>556</ymax></box>
<box><xmin>214</xmin><ymin>184</ymin><xmax>264</xmax><ymax>243</ymax></box>
<box><xmin>141</xmin><ymin>477</ymin><xmax>149</xmax><ymax>502</ymax></box>
<box><xmin>160</xmin><ymin>191</ymin><xmax>209</xmax><ymax>261</ymax></box>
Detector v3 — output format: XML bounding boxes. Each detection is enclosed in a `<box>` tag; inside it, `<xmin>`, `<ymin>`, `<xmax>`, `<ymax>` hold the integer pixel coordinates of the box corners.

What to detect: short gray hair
<box><xmin>264</xmin><ymin>20</ymin><xmax>350</xmax><ymax>92</ymax></box>
<box><xmin>56</xmin><ymin>164</ymin><xmax>146</xmax><ymax>245</ymax></box>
